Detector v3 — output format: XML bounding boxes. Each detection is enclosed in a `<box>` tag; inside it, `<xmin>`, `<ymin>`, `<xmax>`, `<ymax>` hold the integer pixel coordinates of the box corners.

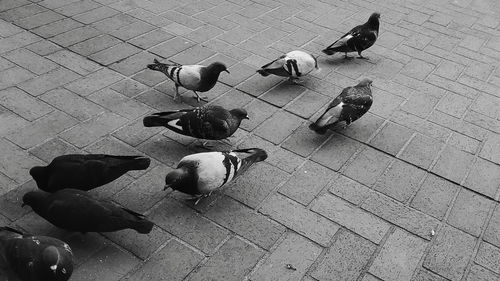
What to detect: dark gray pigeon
<box><xmin>0</xmin><ymin>226</ymin><xmax>73</xmax><ymax>281</ymax></box>
<box><xmin>257</xmin><ymin>50</ymin><xmax>319</xmax><ymax>84</ymax></box>
<box><xmin>147</xmin><ymin>59</ymin><xmax>229</xmax><ymax>102</ymax></box>
<box><xmin>143</xmin><ymin>105</ymin><xmax>248</xmax><ymax>143</ymax></box>
<box><xmin>164</xmin><ymin>148</ymin><xmax>268</xmax><ymax>204</ymax></box>
<box><xmin>323</xmin><ymin>13</ymin><xmax>380</xmax><ymax>59</ymax></box>
<box><xmin>310</xmin><ymin>78</ymin><xmax>373</xmax><ymax>134</ymax></box>
<box><xmin>29</xmin><ymin>154</ymin><xmax>150</xmax><ymax>193</ymax></box>
<box><xmin>22</xmin><ymin>189</ymin><xmax>154</xmax><ymax>234</ymax></box>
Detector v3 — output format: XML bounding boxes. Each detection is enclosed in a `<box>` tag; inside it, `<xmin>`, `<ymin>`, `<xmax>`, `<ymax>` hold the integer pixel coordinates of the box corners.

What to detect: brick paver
<box><xmin>1</xmin><ymin>0</ymin><xmax>500</xmax><ymax>280</ymax></box>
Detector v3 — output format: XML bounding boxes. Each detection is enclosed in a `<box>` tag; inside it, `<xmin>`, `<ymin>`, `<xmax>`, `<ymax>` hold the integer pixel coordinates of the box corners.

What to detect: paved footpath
<box><xmin>0</xmin><ymin>0</ymin><xmax>500</xmax><ymax>280</ymax></box>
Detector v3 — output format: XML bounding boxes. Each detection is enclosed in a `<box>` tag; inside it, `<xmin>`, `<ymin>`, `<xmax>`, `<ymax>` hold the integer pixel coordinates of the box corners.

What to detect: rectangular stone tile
<box><xmin>0</xmin><ymin>31</ymin><xmax>41</xmax><ymax>54</ymax></box>
<box><xmin>60</xmin><ymin>112</ymin><xmax>128</xmax><ymax>148</ymax></box>
<box><xmin>362</xmin><ymin>192</ymin><xmax>439</xmax><ymax>240</ymax></box>
<box><xmin>399</xmin><ymin>134</ymin><xmax>444</xmax><ymax>169</ymax></box>
<box><xmin>401</xmin><ymin>91</ymin><xmax>439</xmax><ymax>118</ymax></box>
<box><xmin>112</xmin><ymin>117</ymin><xmax>161</xmax><ymax>147</ymax></box>
<box><xmin>374</xmin><ymin>160</ymin><xmax>426</xmax><ymax>203</ymax></box>
<box><xmin>464</xmin><ymin>158</ymin><xmax>500</xmax><ymax>198</ymax></box>
<box><xmin>46</xmin><ymin>49</ymin><xmax>101</xmax><ymax>76</ymax></box>
<box><xmin>5</xmin><ymin>110</ymin><xmax>77</xmax><ymax>149</ymax></box>
<box><xmin>412</xmin><ymin>268</ymin><xmax>449</xmax><ymax>281</ymax></box>
<box><xmin>340</xmin><ymin>112</ymin><xmax>384</xmax><ymax>143</ymax></box>
<box><xmin>448</xmin><ymin>131</ymin><xmax>481</xmax><ymax>154</ymax></box>
<box><xmin>431</xmin><ymin>145</ymin><xmax>474</xmax><ymax>184</ymax></box>
<box><xmin>111</xmin><ymin>78</ymin><xmax>148</xmax><ymax>97</ymax></box>
<box><xmin>187</xmin><ymin>236</ymin><xmax>264</xmax><ymax>281</ymax></box>
<box><xmin>370</xmin><ymin>122</ymin><xmax>413</xmax><ymax>156</ymax></box>
<box><xmin>18</xmin><ymin>67</ymin><xmax>81</xmax><ymax>96</ymax></box>
<box><xmin>0</xmin><ymin>66</ymin><xmax>35</xmax><ymax>89</ymax></box>
<box><xmin>15</xmin><ymin>10</ymin><xmax>65</xmax><ymax>29</ymax></box>
<box><xmin>279</xmin><ymin>160</ymin><xmax>335</xmax><ymax>205</ymax></box>
<box><xmin>466</xmin><ymin>264</ymin><xmax>500</xmax><ymax>281</ymax></box>
<box><xmin>370</xmin><ymin>229</ymin><xmax>427</xmax><ymax>281</ymax></box>
<box><xmin>260</xmin><ymin>193</ymin><xmax>340</xmax><ymax>246</ymax></box>
<box><xmin>0</xmin><ymin>138</ymin><xmax>44</xmax><ymax>183</ymax></box>
<box><xmin>480</xmin><ymin>133</ymin><xmax>500</xmax><ymax>164</ymax></box>
<box><xmin>410</xmin><ymin>174</ymin><xmax>458</xmax><ymax>220</ymax></box>
<box><xmin>40</xmin><ymin>88</ymin><xmax>104</xmax><ymax>120</ymax></box>
<box><xmin>69</xmin><ymin>34</ymin><xmax>122</xmax><ymax>57</ymax></box>
<box><xmin>89</xmin><ymin>42</ymin><xmax>141</xmax><ymax>65</ymax></box>
<box><xmin>103</xmin><ymin>225</ymin><xmax>172</xmax><ymax>261</ymax></box>
<box><xmin>25</xmin><ymin>40</ymin><xmax>62</xmax><ymax>56</ymax></box>
<box><xmin>128</xmin><ymin>28</ymin><xmax>174</xmax><ymax>49</ymax></box>
<box><xmin>205</xmin><ymin>195</ymin><xmax>285</xmax><ymax>250</ymax></box>
<box><xmin>109</xmin><ymin>20</ymin><xmax>155</xmax><ymax>41</ymax></box>
<box><xmin>28</xmin><ymin>137</ymin><xmax>81</xmax><ymax>163</ymax></box>
<box><xmin>343</xmin><ymin>146</ymin><xmax>392</xmax><ymax>187</ymax></box>
<box><xmin>124</xmin><ymin>239</ymin><xmax>203</xmax><ymax>281</ymax></box>
<box><xmin>55</xmin><ymin>0</ymin><xmax>101</xmax><ymax>16</ymax></box>
<box><xmin>312</xmin><ymin>193</ymin><xmax>390</xmax><ymax>244</ymax></box>
<box><xmin>150</xmin><ymin>197</ymin><xmax>229</xmax><ymax>254</ymax></box>
<box><xmin>30</xmin><ymin>17</ymin><xmax>83</xmax><ymax>39</ymax></box>
<box><xmin>0</xmin><ymin>3</ymin><xmax>46</xmax><ymax>22</ymax></box>
<box><xmin>485</xmin><ymin>205</ymin><xmax>500</xmax><ymax>248</ymax></box>
<box><xmin>423</xmin><ymin>225</ymin><xmax>476</xmax><ymax>281</ymax></box>
<box><xmin>282</xmin><ymin>123</ymin><xmax>332</xmax><ymax>158</ymax></box>
<box><xmin>87</xmin><ymin>88</ymin><xmax>150</xmax><ymax>120</ymax></box>
<box><xmin>0</xmin><ymin>107</ymin><xmax>29</xmax><ymax>136</ymax></box>
<box><xmin>311</xmin><ymin>132</ymin><xmax>361</xmax><ymax>171</ymax></box>
<box><xmin>254</xmin><ymin>110</ymin><xmax>302</xmax><ymax>145</ymax></box>
<box><xmin>240</xmin><ymin>98</ymin><xmax>278</xmax><ymax>132</ymax></box>
<box><xmin>328</xmin><ymin>174</ymin><xmax>374</xmax><ymax>205</ymax></box>
<box><xmin>447</xmin><ymin>189</ymin><xmax>493</xmax><ymax>237</ymax></box>
<box><xmin>0</xmin><ymin>87</ymin><xmax>53</xmax><ymax>120</ymax></box>
<box><xmin>72</xmin><ymin>6</ymin><xmax>119</xmax><ymax>24</ymax></box>
<box><xmin>250</xmin><ymin>232</ymin><xmax>322</xmax><ymax>281</ymax></box>
<box><xmin>109</xmin><ymin>51</ymin><xmax>157</xmax><ymax>76</ymax></box>
<box><xmin>226</xmin><ymin>162</ymin><xmax>288</xmax><ymax>209</ymax></box>
<box><xmin>3</xmin><ymin>48</ymin><xmax>58</xmax><ymax>74</ymax></box>
<box><xmin>476</xmin><ymin>241</ymin><xmax>500</xmax><ymax>274</ymax></box>
<box><xmin>311</xmin><ymin>229</ymin><xmax>376</xmax><ymax>281</ymax></box>
<box><xmin>137</xmin><ymin>134</ymin><xmax>192</xmax><ymax>167</ymax></box>
<box><xmin>64</xmin><ymin>68</ymin><xmax>123</xmax><ymax>96</ymax></box>
<box><xmin>50</xmin><ymin>25</ymin><xmax>102</xmax><ymax>47</ymax></box>
<box><xmin>69</xmin><ymin>244</ymin><xmax>140</xmax><ymax>281</ymax></box>
<box><xmin>149</xmin><ymin>37</ymin><xmax>195</xmax><ymax>58</ymax></box>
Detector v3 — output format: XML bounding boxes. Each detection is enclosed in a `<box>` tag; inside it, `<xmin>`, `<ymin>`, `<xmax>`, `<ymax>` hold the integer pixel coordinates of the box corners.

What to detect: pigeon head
<box><xmin>367</xmin><ymin>12</ymin><xmax>381</xmax><ymax>28</ymax></box>
<box><xmin>41</xmin><ymin>245</ymin><xmax>74</xmax><ymax>281</ymax></box>
<box><xmin>208</xmin><ymin>62</ymin><xmax>230</xmax><ymax>74</ymax></box>
<box><xmin>30</xmin><ymin>166</ymin><xmax>49</xmax><ymax>191</ymax></box>
<box><xmin>164</xmin><ymin>168</ymin><xmax>188</xmax><ymax>191</ymax></box>
<box><xmin>22</xmin><ymin>191</ymin><xmax>50</xmax><ymax>212</ymax></box>
<box><xmin>229</xmin><ymin>108</ymin><xmax>249</xmax><ymax>120</ymax></box>
<box><xmin>357</xmin><ymin>78</ymin><xmax>373</xmax><ymax>87</ymax></box>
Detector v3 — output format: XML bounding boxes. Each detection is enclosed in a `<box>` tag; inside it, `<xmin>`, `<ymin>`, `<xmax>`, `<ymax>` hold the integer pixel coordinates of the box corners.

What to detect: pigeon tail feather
<box><xmin>256</xmin><ymin>69</ymin><xmax>270</xmax><ymax>76</ymax></box>
<box><xmin>120</xmin><ymin>156</ymin><xmax>151</xmax><ymax>171</ymax></box>
<box><xmin>147</xmin><ymin>59</ymin><xmax>170</xmax><ymax>74</ymax></box>
<box><xmin>322</xmin><ymin>48</ymin><xmax>337</xmax><ymax>55</ymax></box>
<box><xmin>133</xmin><ymin>219</ymin><xmax>154</xmax><ymax>234</ymax></box>
<box><xmin>309</xmin><ymin>123</ymin><xmax>329</xmax><ymax>134</ymax></box>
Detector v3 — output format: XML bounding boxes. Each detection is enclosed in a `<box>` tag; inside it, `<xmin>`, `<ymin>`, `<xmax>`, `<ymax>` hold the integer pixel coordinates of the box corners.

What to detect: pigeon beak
<box><xmin>244</xmin><ymin>116</ymin><xmax>249</xmax><ymax>120</ymax></box>
<box><xmin>164</xmin><ymin>184</ymin><xmax>171</xmax><ymax>191</ymax></box>
<box><xmin>224</xmin><ymin>69</ymin><xmax>230</xmax><ymax>74</ymax></box>
<box><xmin>21</xmin><ymin>203</ymin><xmax>26</xmax><ymax>207</ymax></box>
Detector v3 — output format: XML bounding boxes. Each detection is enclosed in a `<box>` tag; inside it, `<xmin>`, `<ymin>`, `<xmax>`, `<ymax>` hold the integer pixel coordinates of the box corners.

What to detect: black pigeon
<box><xmin>22</xmin><ymin>189</ymin><xmax>154</xmax><ymax>234</ymax></box>
<box><xmin>0</xmin><ymin>226</ymin><xmax>73</xmax><ymax>281</ymax></box>
<box><xmin>164</xmin><ymin>148</ymin><xmax>268</xmax><ymax>203</ymax></box>
<box><xmin>257</xmin><ymin>50</ymin><xmax>319</xmax><ymax>84</ymax></box>
<box><xmin>143</xmin><ymin>105</ymin><xmax>248</xmax><ymax>142</ymax></box>
<box><xmin>322</xmin><ymin>12</ymin><xmax>380</xmax><ymax>59</ymax></box>
<box><xmin>309</xmin><ymin>78</ymin><xmax>373</xmax><ymax>134</ymax></box>
<box><xmin>147</xmin><ymin>59</ymin><xmax>229</xmax><ymax>102</ymax></box>
<box><xmin>30</xmin><ymin>154</ymin><xmax>151</xmax><ymax>193</ymax></box>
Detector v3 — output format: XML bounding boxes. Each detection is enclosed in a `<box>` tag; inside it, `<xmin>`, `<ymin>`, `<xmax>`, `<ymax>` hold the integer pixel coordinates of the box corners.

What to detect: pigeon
<box><xmin>309</xmin><ymin>78</ymin><xmax>373</xmax><ymax>134</ymax></box>
<box><xmin>22</xmin><ymin>189</ymin><xmax>154</xmax><ymax>234</ymax></box>
<box><xmin>322</xmin><ymin>12</ymin><xmax>380</xmax><ymax>59</ymax></box>
<box><xmin>0</xmin><ymin>226</ymin><xmax>73</xmax><ymax>281</ymax></box>
<box><xmin>147</xmin><ymin>59</ymin><xmax>229</xmax><ymax>102</ymax></box>
<box><xmin>257</xmin><ymin>50</ymin><xmax>319</xmax><ymax>84</ymax></box>
<box><xmin>30</xmin><ymin>154</ymin><xmax>151</xmax><ymax>193</ymax></box>
<box><xmin>143</xmin><ymin>105</ymin><xmax>248</xmax><ymax>144</ymax></box>
<box><xmin>164</xmin><ymin>148</ymin><xmax>268</xmax><ymax>203</ymax></box>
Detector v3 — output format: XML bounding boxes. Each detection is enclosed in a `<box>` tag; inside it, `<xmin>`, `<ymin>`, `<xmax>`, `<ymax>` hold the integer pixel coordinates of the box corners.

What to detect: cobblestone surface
<box><xmin>0</xmin><ymin>0</ymin><xmax>500</xmax><ymax>280</ymax></box>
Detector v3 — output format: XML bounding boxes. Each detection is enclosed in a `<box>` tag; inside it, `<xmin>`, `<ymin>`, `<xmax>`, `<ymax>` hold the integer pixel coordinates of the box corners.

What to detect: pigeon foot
<box><xmin>288</xmin><ymin>77</ymin><xmax>304</xmax><ymax>85</ymax></box>
<box><xmin>192</xmin><ymin>91</ymin><xmax>208</xmax><ymax>103</ymax></box>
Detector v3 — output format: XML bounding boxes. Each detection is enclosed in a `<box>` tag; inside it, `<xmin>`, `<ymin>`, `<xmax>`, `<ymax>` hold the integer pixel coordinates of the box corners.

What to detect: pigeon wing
<box><xmin>177</xmin><ymin>65</ymin><xmax>203</xmax><ymax>90</ymax></box>
<box><xmin>326</xmin><ymin>25</ymin><xmax>363</xmax><ymax>50</ymax></box>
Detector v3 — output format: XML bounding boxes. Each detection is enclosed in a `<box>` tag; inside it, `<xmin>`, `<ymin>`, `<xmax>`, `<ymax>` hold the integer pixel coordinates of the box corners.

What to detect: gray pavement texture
<box><xmin>0</xmin><ymin>0</ymin><xmax>500</xmax><ymax>280</ymax></box>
